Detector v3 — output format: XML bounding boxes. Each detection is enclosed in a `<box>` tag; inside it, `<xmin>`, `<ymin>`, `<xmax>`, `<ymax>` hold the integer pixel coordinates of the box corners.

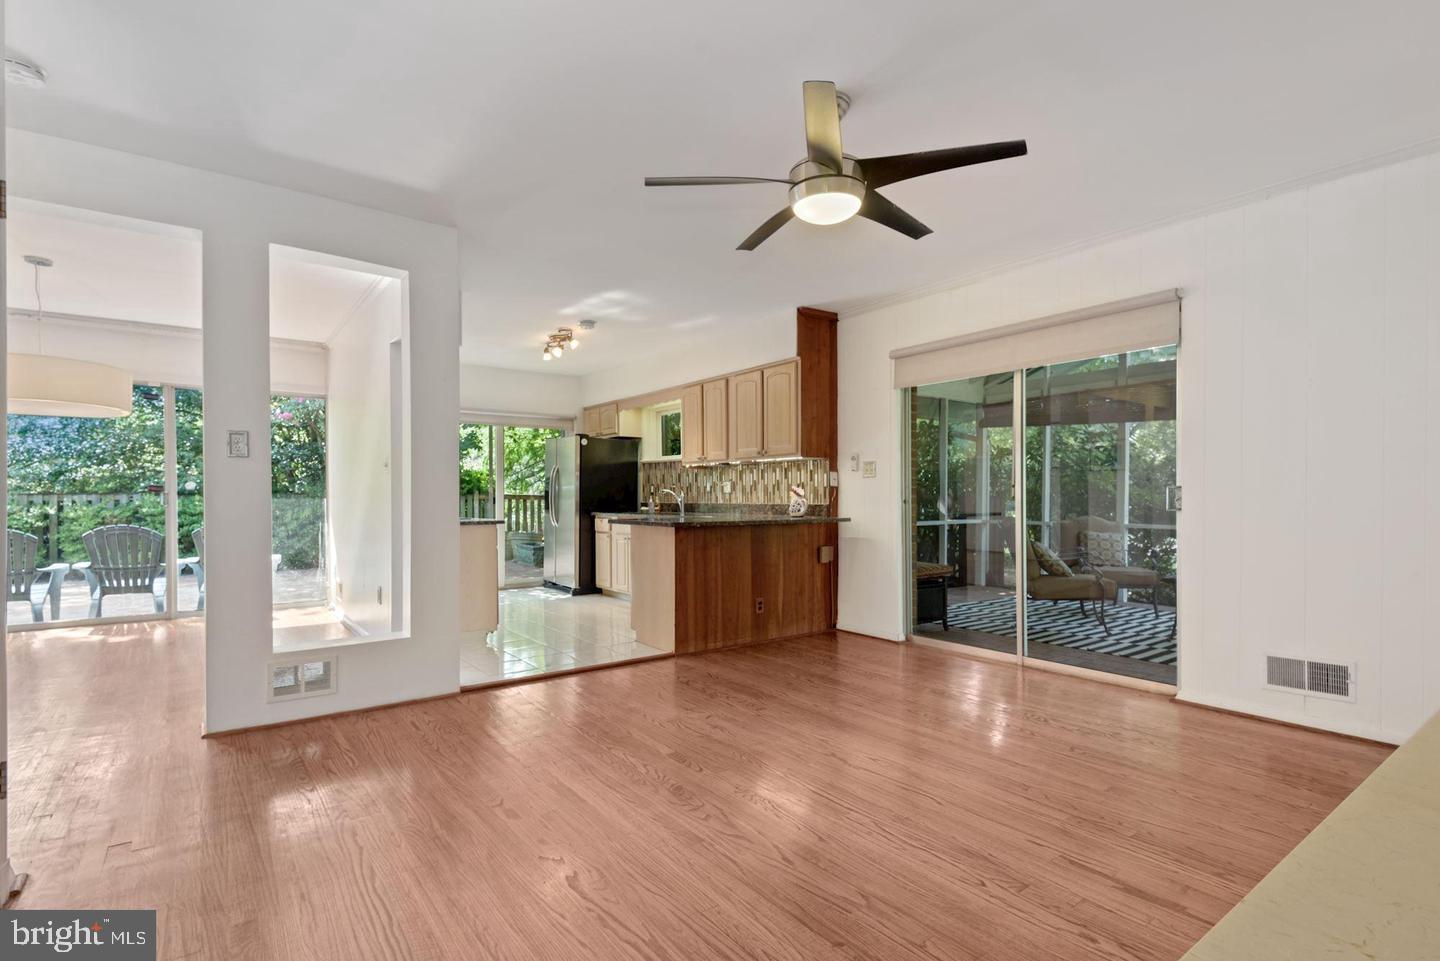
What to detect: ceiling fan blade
<box><xmin>802</xmin><ymin>81</ymin><xmax>845</xmax><ymax>174</ymax></box>
<box><xmin>737</xmin><ymin>207</ymin><xmax>795</xmax><ymax>251</ymax></box>
<box><xmin>858</xmin><ymin>191</ymin><xmax>932</xmax><ymax>240</ymax></box>
<box><xmin>857</xmin><ymin>140</ymin><xmax>1028</xmax><ymax>189</ymax></box>
<box><xmin>644</xmin><ymin>176</ymin><xmax>791</xmax><ymax>186</ymax></box>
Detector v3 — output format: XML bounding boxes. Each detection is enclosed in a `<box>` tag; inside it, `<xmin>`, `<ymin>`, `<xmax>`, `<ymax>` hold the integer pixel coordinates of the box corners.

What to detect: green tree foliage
<box><xmin>6</xmin><ymin>388</ymin><xmax>327</xmax><ymax>568</ymax></box>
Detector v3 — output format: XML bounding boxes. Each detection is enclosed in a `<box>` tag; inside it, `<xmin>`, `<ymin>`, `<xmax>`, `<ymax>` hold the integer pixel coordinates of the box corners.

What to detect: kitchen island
<box><xmin>598</xmin><ymin>512</ymin><xmax>847</xmax><ymax>655</ymax></box>
<box><xmin>459</xmin><ymin>519</ymin><xmax>502</xmax><ymax>634</ymax></box>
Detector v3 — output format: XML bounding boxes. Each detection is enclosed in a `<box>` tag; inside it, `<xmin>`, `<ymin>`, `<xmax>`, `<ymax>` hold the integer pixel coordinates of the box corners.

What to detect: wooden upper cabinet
<box><xmin>701</xmin><ymin>378</ymin><xmax>728</xmax><ymax>461</ymax></box>
<box><xmin>762</xmin><ymin>360</ymin><xmax>800</xmax><ymax>456</ymax></box>
<box><xmin>680</xmin><ymin>384</ymin><xmax>704</xmax><ymax>463</ymax></box>
<box><xmin>582</xmin><ymin>405</ymin><xmax>601</xmax><ymax>435</ymax></box>
<box><xmin>596</xmin><ymin>403</ymin><xmax>619</xmax><ymax>436</ymax></box>
<box><xmin>728</xmin><ymin>369</ymin><xmax>763</xmax><ymax>459</ymax></box>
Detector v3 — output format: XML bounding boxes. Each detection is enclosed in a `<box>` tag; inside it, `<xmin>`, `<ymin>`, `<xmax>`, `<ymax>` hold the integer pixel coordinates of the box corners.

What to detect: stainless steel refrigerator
<box><xmin>543</xmin><ymin>434</ymin><xmax>640</xmax><ymax>594</ymax></box>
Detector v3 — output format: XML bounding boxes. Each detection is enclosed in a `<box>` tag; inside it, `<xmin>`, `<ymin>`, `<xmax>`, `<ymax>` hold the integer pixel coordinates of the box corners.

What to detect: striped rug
<box><xmin>943</xmin><ymin>598</ymin><xmax>1177</xmax><ymax>664</ymax></box>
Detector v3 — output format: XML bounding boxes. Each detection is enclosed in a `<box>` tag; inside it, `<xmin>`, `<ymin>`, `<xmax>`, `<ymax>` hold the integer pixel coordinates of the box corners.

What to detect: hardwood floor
<box><xmin>6</xmin><ymin>618</ymin><xmax>1389</xmax><ymax>961</ymax></box>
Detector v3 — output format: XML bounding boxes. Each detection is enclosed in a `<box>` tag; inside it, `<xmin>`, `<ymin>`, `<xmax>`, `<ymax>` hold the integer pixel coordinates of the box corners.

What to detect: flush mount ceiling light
<box><xmin>540</xmin><ymin>326</ymin><xmax>582</xmax><ymax>362</ymax></box>
<box><xmin>645</xmin><ymin>80</ymin><xmax>1027</xmax><ymax>249</ymax></box>
<box><xmin>7</xmin><ymin>255</ymin><xmax>134</xmax><ymax>418</ymax></box>
<box><xmin>4</xmin><ymin>57</ymin><xmax>47</xmax><ymax>88</ymax></box>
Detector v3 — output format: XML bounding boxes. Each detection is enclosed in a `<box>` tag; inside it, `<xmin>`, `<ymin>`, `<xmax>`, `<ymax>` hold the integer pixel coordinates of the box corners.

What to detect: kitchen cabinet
<box><xmin>597</xmin><ymin>403</ymin><xmax>619</xmax><ymax>436</ymax></box>
<box><xmin>762</xmin><ymin>360</ymin><xmax>800</xmax><ymax>456</ymax></box>
<box><xmin>582</xmin><ymin>403</ymin><xmax>620</xmax><ymax>437</ymax></box>
<box><xmin>585</xmin><ymin>350</ymin><xmax>806</xmax><ymax>463</ymax></box>
<box><xmin>594</xmin><ymin>526</ymin><xmax>612</xmax><ymax>589</ymax></box>
<box><xmin>593</xmin><ymin>518</ymin><xmax>631</xmax><ymax>594</ymax></box>
<box><xmin>701</xmin><ymin>378</ymin><xmax>728</xmax><ymax>461</ymax></box>
<box><xmin>611</xmin><ymin>524</ymin><xmax>631</xmax><ymax>594</ymax></box>
<box><xmin>680</xmin><ymin>384</ymin><xmax>703</xmax><ymax>463</ymax></box>
<box><xmin>728</xmin><ymin>369</ymin><xmax>763</xmax><ymax>459</ymax></box>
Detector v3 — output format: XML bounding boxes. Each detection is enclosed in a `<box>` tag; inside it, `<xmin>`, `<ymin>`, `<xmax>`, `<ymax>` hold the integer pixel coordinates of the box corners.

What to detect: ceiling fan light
<box><xmin>542</xmin><ymin>349</ymin><xmax>553</xmax><ymax>361</ymax></box>
<box><xmin>567</xmin><ymin>338</ymin><xmax>579</xmax><ymax>350</ymax></box>
<box><xmin>789</xmin><ymin>175</ymin><xmax>864</xmax><ymax>226</ymax></box>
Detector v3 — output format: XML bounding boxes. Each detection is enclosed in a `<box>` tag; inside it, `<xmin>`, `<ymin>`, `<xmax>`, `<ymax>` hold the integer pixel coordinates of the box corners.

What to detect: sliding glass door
<box><xmin>7</xmin><ymin>384</ymin><xmax>182</xmax><ymax>626</ymax></box>
<box><xmin>907</xmin><ymin>346</ymin><xmax>1178</xmax><ymax>684</ymax></box>
<box><xmin>908</xmin><ymin>372</ymin><xmax>1017</xmax><ymax>657</ymax></box>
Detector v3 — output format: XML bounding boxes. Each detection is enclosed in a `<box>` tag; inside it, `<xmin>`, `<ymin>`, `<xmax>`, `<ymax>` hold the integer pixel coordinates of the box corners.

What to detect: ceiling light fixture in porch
<box><xmin>7</xmin><ymin>255</ymin><xmax>134</xmax><ymax>418</ymax></box>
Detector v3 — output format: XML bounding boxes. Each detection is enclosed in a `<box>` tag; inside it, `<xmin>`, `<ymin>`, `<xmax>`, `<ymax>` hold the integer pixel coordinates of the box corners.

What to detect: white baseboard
<box><xmin>1175</xmin><ymin>689</ymin><xmax>1406</xmax><ymax>745</ymax></box>
<box><xmin>836</xmin><ymin>621</ymin><xmax>905</xmax><ymax>642</ymax></box>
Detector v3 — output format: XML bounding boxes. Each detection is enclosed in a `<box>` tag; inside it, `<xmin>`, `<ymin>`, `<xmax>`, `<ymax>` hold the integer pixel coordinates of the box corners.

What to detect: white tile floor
<box><xmin>460</xmin><ymin>587</ymin><xmax>667</xmax><ymax>687</ymax></box>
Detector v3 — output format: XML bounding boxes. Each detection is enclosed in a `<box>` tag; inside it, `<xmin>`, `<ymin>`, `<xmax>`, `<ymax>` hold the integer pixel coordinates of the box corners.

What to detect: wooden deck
<box><xmin>5</xmin><ymin>619</ymin><xmax>1389</xmax><ymax>960</ymax></box>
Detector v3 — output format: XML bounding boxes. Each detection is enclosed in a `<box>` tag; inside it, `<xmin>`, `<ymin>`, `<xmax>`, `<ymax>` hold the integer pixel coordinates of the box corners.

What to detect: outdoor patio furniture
<box><xmin>6</xmin><ymin>529</ymin><xmax>70</xmax><ymax>622</ymax></box>
<box><xmin>187</xmin><ymin>526</ymin><xmax>284</xmax><ymax>611</ymax></box>
<box><xmin>74</xmin><ymin>524</ymin><xmax>165</xmax><ymax>619</ymax></box>
<box><xmin>1059</xmin><ymin>515</ymin><xmax>1161</xmax><ymax>615</ymax></box>
<box><xmin>1002</xmin><ymin>523</ymin><xmax>1116</xmax><ymax>635</ymax></box>
<box><xmin>913</xmin><ymin>561</ymin><xmax>954</xmax><ymax>629</ymax></box>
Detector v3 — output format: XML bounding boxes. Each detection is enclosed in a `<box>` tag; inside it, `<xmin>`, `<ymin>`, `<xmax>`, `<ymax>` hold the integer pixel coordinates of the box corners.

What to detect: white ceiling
<box><xmin>6</xmin><ymin>199</ymin><xmax>202</xmax><ymax>327</ymax></box>
<box><xmin>6</xmin><ymin>200</ymin><xmax>389</xmax><ymax>343</ymax></box>
<box><xmin>8</xmin><ymin>0</ymin><xmax>1440</xmax><ymax>374</ymax></box>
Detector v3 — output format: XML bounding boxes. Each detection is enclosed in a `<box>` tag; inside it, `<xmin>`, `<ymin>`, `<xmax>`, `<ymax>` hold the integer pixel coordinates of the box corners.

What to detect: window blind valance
<box><xmin>890</xmin><ymin>290</ymin><xmax>1181</xmax><ymax>389</ymax></box>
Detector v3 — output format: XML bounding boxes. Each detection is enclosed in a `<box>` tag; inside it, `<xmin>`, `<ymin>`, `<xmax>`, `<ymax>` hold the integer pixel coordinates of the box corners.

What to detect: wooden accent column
<box><xmin>797</xmin><ymin>307</ymin><xmax>838</xmax><ymax>466</ymax></box>
<box><xmin>796</xmin><ymin>306</ymin><xmax>840</xmax><ymax>627</ymax></box>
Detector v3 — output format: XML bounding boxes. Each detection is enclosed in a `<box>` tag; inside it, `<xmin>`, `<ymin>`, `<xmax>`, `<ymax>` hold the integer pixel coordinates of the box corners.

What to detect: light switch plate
<box><xmin>829</xmin><ymin>471</ymin><xmax>840</xmax><ymax>486</ymax></box>
<box><xmin>227</xmin><ymin>430</ymin><xmax>250</xmax><ymax>458</ymax></box>
<box><xmin>862</xmin><ymin>460</ymin><xmax>877</xmax><ymax>478</ymax></box>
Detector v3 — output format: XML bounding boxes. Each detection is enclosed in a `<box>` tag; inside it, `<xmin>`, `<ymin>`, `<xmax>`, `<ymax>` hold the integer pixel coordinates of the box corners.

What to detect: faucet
<box><xmin>656</xmin><ymin>487</ymin><xmax>685</xmax><ymax>520</ymax></box>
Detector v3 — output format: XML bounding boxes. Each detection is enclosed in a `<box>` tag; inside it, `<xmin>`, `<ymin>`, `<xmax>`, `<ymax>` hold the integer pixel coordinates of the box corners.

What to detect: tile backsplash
<box><xmin>639</xmin><ymin>458</ymin><xmax>832</xmax><ymax>508</ymax></box>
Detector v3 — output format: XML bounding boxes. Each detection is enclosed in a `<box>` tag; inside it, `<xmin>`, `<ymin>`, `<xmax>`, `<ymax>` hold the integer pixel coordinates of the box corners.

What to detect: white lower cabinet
<box><xmin>594</xmin><ymin>520</ymin><xmax>631</xmax><ymax>594</ymax></box>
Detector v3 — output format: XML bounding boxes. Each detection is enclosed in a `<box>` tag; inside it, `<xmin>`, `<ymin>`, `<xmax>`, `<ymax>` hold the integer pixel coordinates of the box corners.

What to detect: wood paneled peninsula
<box><xmin>599</xmin><ymin>512</ymin><xmax>847</xmax><ymax>655</ymax></box>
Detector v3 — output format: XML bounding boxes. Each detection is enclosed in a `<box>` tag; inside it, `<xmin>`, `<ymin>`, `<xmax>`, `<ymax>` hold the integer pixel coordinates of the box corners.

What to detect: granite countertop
<box><xmin>1180</xmin><ymin>711</ymin><xmax>1437</xmax><ymax>960</ymax></box>
<box><xmin>459</xmin><ymin>518</ymin><xmax>504</xmax><ymax>526</ymax></box>
<box><xmin>595</xmin><ymin>512</ymin><xmax>848</xmax><ymax>527</ymax></box>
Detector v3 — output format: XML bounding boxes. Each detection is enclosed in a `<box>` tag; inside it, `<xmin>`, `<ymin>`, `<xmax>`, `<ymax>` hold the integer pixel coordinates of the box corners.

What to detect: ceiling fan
<box><xmin>644</xmin><ymin>81</ymin><xmax>1027</xmax><ymax>250</ymax></box>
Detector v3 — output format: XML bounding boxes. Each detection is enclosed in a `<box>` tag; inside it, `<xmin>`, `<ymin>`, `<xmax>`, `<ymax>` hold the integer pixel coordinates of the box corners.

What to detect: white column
<box><xmin>201</xmin><ymin>236</ymin><xmax>273</xmax><ymax>733</ymax></box>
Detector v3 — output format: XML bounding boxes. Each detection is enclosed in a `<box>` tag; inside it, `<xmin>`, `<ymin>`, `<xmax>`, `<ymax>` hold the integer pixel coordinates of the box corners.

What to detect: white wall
<box><xmin>459</xmin><ymin>363</ymin><xmax>580</xmax><ymax>420</ymax></box>
<box><xmin>9</xmin><ymin>129</ymin><xmax>461</xmax><ymax>733</ymax></box>
<box><xmin>579</xmin><ymin>310</ymin><xmax>795</xmax><ymax>406</ymax></box>
<box><xmin>325</xmin><ymin>279</ymin><xmax>401</xmax><ymax>635</ymax></box>
<box><xmin>838</xmin><ymin>150</ymin><xmax>1440</xmax><ymax>745</ymax></box>
<box><xmin>7</xmin><ymin>311</ymin><xmax>326</xmax><ymax>394</ymax></box>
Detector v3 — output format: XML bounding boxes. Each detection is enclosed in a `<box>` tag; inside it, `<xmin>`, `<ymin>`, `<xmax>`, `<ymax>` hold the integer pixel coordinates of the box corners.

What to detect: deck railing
<box><xmin>458</xmin><ymin>492</ymin><xmax>545</xmax><ymax>534</ymax></box>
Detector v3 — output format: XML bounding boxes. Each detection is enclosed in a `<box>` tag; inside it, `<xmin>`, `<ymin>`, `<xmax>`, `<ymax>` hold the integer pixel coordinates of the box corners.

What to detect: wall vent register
<box><xmin>269</xmin><ymin>657</ymin><xmax>338</xmax><ymax>701</ymax></box>
<box><xmin>1265</xmin><ymin>655</ymin><xmax>1354</xmax><ymax>701</ymax></box>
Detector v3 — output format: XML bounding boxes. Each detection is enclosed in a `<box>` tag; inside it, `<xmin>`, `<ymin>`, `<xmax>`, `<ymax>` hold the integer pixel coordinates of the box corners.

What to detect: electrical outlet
<box><xmin>227</xmin><ymin>430</ymin><xmax>250</xmax><ymax>458</ymax></box>
<box><xmin>755</xmin><ymin>597</ymin><xmax>764</xmax><ymax>614</ymax></box>
<box><xmin>862</xmin><ymin>460</ymin><xmax>877</xmax><ymax>478</ymax></box>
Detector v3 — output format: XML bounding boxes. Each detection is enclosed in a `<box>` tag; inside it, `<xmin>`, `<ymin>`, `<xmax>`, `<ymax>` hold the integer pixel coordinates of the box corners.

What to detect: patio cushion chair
<box><xmin>6</xmin><ymin>529</ymin><xmax>70</xmax><ymax>622</ymax></box>
<box><xmin>1058</xmin><ymin>515</ymin><xmax>1161</xmax><ymax>615</ymax></box>
<box><xmin>186</xmin><ymin>526</ymin><xmax>284</xmax><ymax>611</ymax></box>
<box><xmin>1000</xmin><ymin>522</ymin><xmax>1116</xmax><ymax>635</ymax></box>
<box><xmin>74</xmin><ymin>524</ymin><xmax>165</xmax><ymax>619</ymax></box>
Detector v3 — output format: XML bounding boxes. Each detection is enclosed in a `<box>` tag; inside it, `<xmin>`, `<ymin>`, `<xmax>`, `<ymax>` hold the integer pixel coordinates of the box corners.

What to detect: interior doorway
<box><xmin>906</xmin><ymin>345</ymin><xmax>1178</xmax><ymax>685</ymax></box>
<box><xmin>458</xmin><ymin>417</ymin><xmax>568</xmax><ymax>588</ymax></box>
